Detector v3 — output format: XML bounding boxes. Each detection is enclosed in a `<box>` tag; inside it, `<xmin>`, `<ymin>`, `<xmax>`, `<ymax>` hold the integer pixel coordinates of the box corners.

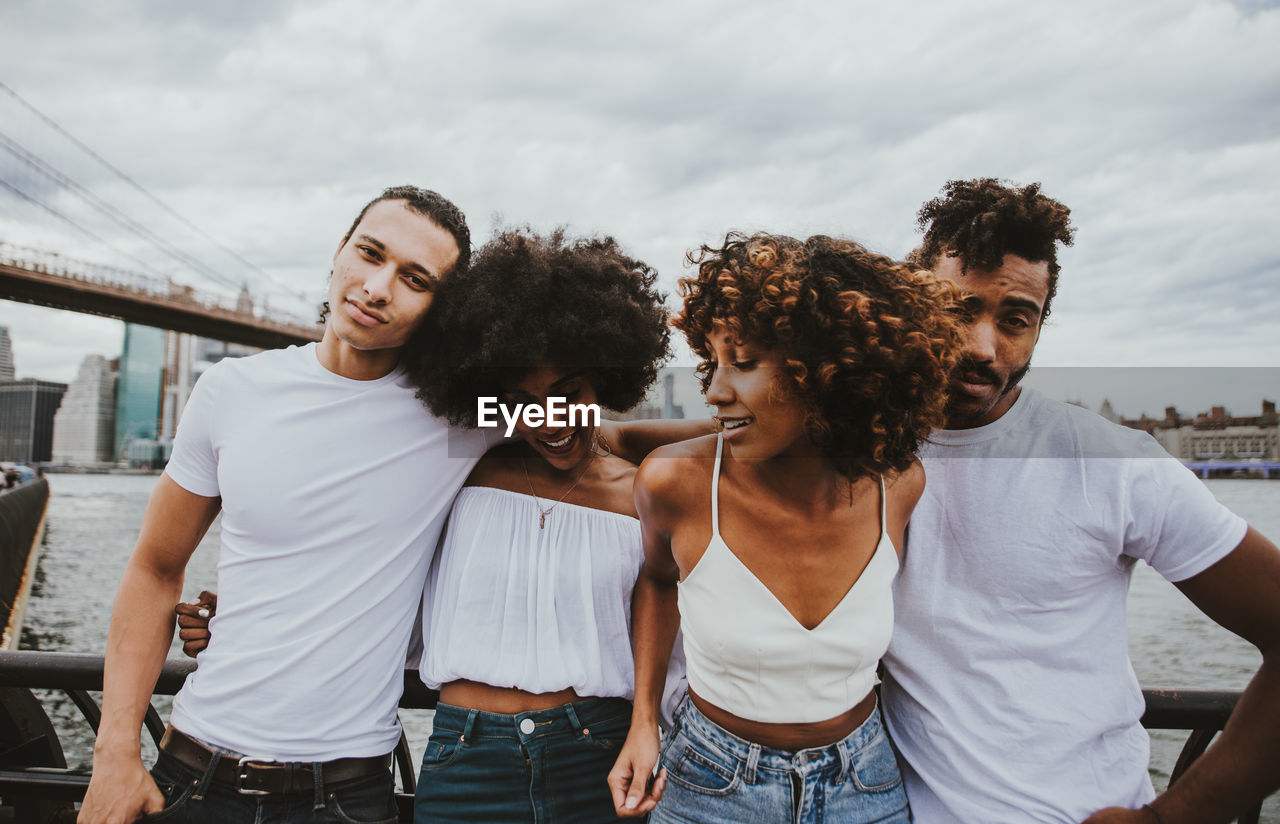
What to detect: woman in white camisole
<box><xmin>405</xmin><ymin>228</ymin><xmax>698</xmax><ymax>824</ymax></box>
<box><xmin>608</xmin><ymin>233</ymin><xmax>963</xmax><ymax>823</ymax></box>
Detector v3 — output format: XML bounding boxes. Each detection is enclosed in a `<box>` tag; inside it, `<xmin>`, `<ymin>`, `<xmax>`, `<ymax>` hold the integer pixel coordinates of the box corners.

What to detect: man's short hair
<box><xmin>912</xmin><ymin>178</ymin><xmax>1074</xmax><ymax>321</ymax></box>
<box><xmin>343</xmin><ymin>185</ymin><xmax>471</xmax><ymax>276</ymax></box>
<box><xmin>319</xmin><ymin>185</ymin><xmax>471</xmax><ymax>324</ymax></box>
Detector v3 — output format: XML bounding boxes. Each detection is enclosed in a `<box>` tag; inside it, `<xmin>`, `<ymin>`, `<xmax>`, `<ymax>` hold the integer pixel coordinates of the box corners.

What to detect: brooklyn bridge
<box><xmin>0</xmin><ymin>81</ymin><xmax>321</xmax><ymax>353</ymax></box>
<box><xmin>0</xmin><ymin>241</ymin><xmax>319</xmax><ymax>351</ymax></box>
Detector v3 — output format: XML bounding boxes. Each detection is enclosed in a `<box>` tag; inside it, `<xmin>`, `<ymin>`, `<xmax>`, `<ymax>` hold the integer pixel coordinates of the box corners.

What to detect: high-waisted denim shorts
<box><xmin>652</xmin><ymin>693</ymin><xmax>910</xmax><ymax>824</ymax></box>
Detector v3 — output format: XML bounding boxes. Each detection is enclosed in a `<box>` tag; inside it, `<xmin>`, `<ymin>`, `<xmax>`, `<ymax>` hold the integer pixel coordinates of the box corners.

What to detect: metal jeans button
<box><xmin>519</xmin><ymin>718</ymin><xmax>535</xmax><ymax>734</ymax></box>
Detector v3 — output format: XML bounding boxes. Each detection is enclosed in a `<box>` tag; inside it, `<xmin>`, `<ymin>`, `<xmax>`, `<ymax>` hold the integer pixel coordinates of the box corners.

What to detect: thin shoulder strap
<box><xmin>711</xmin><ymin>433</ymin><xmax>724</xmax><ymax>538</ymax></box>
<box><xmin>879</xmin><ymin>475</ymin><xmax>888</xmax><ymax>538</ymax></box>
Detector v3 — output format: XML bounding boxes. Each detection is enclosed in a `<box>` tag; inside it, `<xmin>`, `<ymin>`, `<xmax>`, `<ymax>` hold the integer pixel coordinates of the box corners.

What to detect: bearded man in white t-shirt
<box><xmin>880</xmin><ymin>178</ymin><xmax>1280</xmax><ymax>824</ymax></box>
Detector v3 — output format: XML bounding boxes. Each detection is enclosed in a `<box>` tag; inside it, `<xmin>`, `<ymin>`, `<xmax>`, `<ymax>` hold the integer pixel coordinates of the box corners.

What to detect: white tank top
<box><xmin>676</xmin><ymin>434</ymin><xmax>897</xmax><ymax>724</ymax></box>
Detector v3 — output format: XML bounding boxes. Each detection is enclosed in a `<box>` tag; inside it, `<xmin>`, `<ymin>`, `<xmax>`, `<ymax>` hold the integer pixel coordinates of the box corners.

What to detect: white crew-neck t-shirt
<box><xmin>165</xmin><ymin>343</ymin><xmax>491</xmax><ymax>761</ymax></box>
<box><xmin>882</xmin><ymin>388</ymin><xmax>1246</xmax><ymax>823</ymax></box>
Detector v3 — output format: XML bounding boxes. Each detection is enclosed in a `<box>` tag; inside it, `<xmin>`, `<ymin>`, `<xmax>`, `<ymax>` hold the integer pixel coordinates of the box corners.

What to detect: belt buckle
<box><xmin>235</xmin><ymin>756</ymin><xmax>278</xmax><ymax>795</ymax></box>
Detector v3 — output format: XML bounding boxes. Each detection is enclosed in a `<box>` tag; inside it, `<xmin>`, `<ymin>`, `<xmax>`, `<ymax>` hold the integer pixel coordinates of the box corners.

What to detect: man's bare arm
<box><xmin>600</xmin><ymin>417</ymin><xmax>716</xmax><ymax>465</ymax></box>
<box><xmin>78</xmin><ymin>474</ymin><xmax>221</xmax><ymax>824</ymax></box>
<box><xmin>1084</xmin><ymin>526</ymin><xmax>1280</xmax><ymax>824</ymax></box>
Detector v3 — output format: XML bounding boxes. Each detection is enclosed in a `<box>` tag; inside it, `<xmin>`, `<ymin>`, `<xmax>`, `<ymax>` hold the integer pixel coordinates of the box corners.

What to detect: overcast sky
<box><xmin>1</xmin><ymin>0</ymin><xmax>1277</xmax><ymax>418</ymax></box>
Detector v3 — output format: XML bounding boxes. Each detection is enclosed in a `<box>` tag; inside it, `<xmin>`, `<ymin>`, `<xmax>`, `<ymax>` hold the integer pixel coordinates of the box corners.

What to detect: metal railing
<box><xmin>0</xmin><ymin>651</ymin><xmax>1265</xmax><ymax>822</ymax></box>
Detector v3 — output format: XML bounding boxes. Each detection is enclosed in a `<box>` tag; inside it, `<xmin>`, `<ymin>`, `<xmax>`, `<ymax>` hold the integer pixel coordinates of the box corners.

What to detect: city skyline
<box><xmin>3</xmin><ymin>318</ymin><xmax>1278</xmax><ymax>424</ymax></box>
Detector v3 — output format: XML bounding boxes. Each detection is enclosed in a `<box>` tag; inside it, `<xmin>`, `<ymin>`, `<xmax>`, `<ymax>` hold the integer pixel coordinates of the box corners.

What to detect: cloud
<box><xmin>0</xmin><ymin>0</ymin><xmax>1277</xmax><ymax>400</ymax></box>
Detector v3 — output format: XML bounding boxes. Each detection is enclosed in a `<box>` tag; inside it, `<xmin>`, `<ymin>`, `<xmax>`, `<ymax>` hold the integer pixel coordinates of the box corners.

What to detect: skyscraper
<box><xmin>52</xmin><ymin>355</ymin><xmax>116</xmax><ymax>465</ymax></box>
<box><xmin>114</xmin><ymin>323</ymin><xmax>165</xmax><ymax>462</ymax></box>
<box><xmin>0</xmin><ymin>379</ymin><xmax>68</xmax><ymax>462</ymax></box>
<box><xmin>0</xmin><ymin>327</ymin><xmax>14</xmax><ymax>382</ymax></box>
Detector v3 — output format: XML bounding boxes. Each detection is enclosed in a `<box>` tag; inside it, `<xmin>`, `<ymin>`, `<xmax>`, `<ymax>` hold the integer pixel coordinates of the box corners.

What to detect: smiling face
<box><xmin>703</xmin><ymin>320</ymin><xmax>815</xmax><ymax>462</ymax></box>
<box><xmin>932</xmin><ymin>253</ymin><xmax>1050</xmax><ymax>428</ymax></box>
<box><xmin>503</xmin><ymin>365</ymin><xmax>599</xmax><ymax>473</ymax></box>
<box><xmin>320</xmin><ymin>198</ymin><xmax>460</xmax><ymax>377</ymax></box>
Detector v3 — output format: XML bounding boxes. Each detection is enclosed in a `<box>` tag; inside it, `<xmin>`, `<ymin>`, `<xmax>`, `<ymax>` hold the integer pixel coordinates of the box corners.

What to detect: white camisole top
<box><xmin>676</xmin><ymin>434</ymin><xmax>898</xmax><ymax>724</ymax></box>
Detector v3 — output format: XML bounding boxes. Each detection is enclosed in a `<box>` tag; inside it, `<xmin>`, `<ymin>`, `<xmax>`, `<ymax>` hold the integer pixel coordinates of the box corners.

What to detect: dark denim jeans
<box><xmin>413</xmin><ymin>697</ymin><xmax>633</xmax><ymax>824</ymax></box>
<box><xmin>141</xmin><ymin>750</ymin><xmax>399</xmax><ymax>824</ymax></box>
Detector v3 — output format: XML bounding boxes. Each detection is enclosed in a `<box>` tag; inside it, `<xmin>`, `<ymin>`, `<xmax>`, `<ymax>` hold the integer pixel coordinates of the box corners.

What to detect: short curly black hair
<box><xmin>677</xmin><ymin>232</ymin><xmax>964</xmax><ymax>482</ymax></box>
<box><xmin>406</xmin><ymin>227</ymin><xmax>671</xmax><ymax>426</ymax></box>
<box><xmin>912</xmin><ymin>178</ymin><xmax>1074</xmax><ymax>321</ymax></box>
<box><xmin>318</xmin><ymin>185</ymin><xmax>471</xmax><ymax>324</ymax></box>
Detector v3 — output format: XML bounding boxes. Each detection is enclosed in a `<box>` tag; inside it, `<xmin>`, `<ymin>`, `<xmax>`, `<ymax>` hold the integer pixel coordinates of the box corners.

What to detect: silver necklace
<box><xmin>522</xmin><ymin>452</ymin><xmax>596</xmax><ymax>529</ymax></box>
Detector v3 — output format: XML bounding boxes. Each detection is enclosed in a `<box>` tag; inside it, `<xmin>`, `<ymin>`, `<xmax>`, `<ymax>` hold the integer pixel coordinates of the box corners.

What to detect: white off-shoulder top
<box><xmin>419</xmin><ymin>485</ymin><xmax>685</xmax><ymax>713</ymax></box>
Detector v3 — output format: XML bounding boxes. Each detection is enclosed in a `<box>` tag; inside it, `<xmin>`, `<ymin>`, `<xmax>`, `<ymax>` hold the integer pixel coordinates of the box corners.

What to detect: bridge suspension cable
<box><xmin>0</xmin><ymin>176</ymin><xmax>171</xmax><ymax>280</ymax></box>
<box><xmin>0</xmin><ymin>131</ymin><xmax>250</xmax><ymax>294</ymax></box>
<box><xmin>0</xmin><ymin>80</ymin><xmax>311</xmax><ymax>305</ymax></box>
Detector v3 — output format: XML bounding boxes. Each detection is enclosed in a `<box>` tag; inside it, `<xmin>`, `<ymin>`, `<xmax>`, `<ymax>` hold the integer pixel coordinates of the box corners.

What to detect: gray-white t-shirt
<box><xmin>166</xmin><ymin>343</ymin><xmax>490</xmax><ymax>760</ymax></box>
<box><xmin>882</xmin><ymin>388</ymin><xmax>1246</xmax><ymax>823</ymax></box>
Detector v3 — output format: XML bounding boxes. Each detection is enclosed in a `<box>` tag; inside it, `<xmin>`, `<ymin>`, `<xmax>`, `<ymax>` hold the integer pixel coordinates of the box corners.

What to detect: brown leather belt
<box><xmin>159</xmin><ymin>726</ymin><xmax>393</xmax><ymax>795</ymax></box>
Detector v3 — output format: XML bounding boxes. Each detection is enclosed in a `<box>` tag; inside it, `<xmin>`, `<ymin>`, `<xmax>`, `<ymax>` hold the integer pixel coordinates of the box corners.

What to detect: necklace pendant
<box><xmin>539</xmin><ymin>512</ymin><xmax>547</xmax><ymax>529</ymax></box>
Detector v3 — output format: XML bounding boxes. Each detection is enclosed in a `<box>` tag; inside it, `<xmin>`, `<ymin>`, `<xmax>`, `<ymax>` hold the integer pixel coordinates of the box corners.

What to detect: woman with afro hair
<box><xmin>405</xmin><ymin>227</ymin><xmax>687</xmax><ymax>823</ymax></box>
<box><xmin>608</xmin><ymin>232</ymin><xmax>963</xmax><ymax>823</ymax></box>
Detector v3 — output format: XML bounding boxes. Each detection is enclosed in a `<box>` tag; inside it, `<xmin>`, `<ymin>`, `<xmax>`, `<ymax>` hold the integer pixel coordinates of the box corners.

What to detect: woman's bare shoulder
<box><xmin>885</xmin><ymin>458</ymin><xmax>926</xmax><ymax>501</ymax></box>
<box><xmin>635</xmin><ymin>434</ymin><xmax>719</xmax><ymax>507</ymax></box>
<box><xmin>883</xmin><ymin>458</ymin><xmax>926</xmax><ymax>548</ymax></box>
<box><xmin>463</xmin><ymin>441</ymin><xmax>532</xmax><ymax>490</ymax></box>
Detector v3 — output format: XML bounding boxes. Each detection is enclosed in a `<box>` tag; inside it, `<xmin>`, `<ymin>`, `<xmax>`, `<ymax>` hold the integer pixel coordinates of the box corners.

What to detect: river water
<box><xmin>18</xmin><ymin>473</ymin><xmax>1280</xmax><ymax>820</ymax></box>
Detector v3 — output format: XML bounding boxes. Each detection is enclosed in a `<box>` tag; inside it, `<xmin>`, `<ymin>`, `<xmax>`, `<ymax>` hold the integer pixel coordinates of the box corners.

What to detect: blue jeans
<box><xmin>141</xmin><ymin>750</ymin><xmax>399</xmax><ymax>823</ymax></box>
<box><xmin>651</xmin><ymin>694</ymin><xmax>910</xmax><ymax>824</ymax></box>
<box><xmin>413</xmin><ymin>697</ymin><xmax>633</xmax><ymax>823</ymax></box>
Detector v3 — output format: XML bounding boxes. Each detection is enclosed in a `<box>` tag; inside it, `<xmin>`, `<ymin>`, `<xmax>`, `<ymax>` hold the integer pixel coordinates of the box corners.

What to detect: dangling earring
<box><xmin>592</xmin><ymin>433</ymin><xmax>612</xmax><ymax>457</ymax></box>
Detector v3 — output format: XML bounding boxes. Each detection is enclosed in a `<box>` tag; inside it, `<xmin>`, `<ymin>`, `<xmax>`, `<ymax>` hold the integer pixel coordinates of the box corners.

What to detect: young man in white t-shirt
<box><xmin>880</xmin><ymin>178</ymin><xmax>1280</xmax><ymax>824</ymax></box>
<box><xmin>79</xmin><ymin>186</ymin><xmax>478</xmax><ymax>824</ymax></box>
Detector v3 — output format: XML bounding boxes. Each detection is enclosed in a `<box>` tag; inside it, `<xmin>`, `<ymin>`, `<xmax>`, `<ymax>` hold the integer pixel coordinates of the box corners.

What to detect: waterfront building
<box><xmin>114</xmin><ymin>323</ymin><xmax>165</xmax><ymax>463</ymax></box>
<box><xmin>51</xmin><ymin>355</ymin><xmax>116</xmax><ymax>466</ymax></box>
<box><xmin>615</xmin><ymin>368</ymin><xmax>688</xmax><ymax>421</ymax></box>
<box><xmin>1121</xmin><ymin>401</ymin><xmax>1279</xmax><ymax>461</ymax></box>
<box><xmin>159</xmin><ymin>331</ymin><xmax>193</xmax><ymax>442</ymax></box>
<box><xmin>0</xmin><ymin>327</ymin><xmax>13</xmax><ymax>382</ymax></box>
<box><xmin>661</xmin><ymin>372</ymin><xmax>685</xmax><ymax>419</ymax></box>
<box><xmin>158</xmin><ymin>334</ymin><xmax>259</xmax><ymax>441</ymax></box>
<box><xmin>195</xmin><ymin>337</ymin><xmax>259</xmax><ymax>373</ymax></box>
<box><xmin>0</xmin><ymin>379</ymin><xmax>68</xmax><ymax>462</ymax></box>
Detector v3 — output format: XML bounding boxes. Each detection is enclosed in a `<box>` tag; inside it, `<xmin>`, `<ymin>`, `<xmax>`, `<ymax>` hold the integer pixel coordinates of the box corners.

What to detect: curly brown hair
<box><xmin>405</xmin><ymin>227</ymin><xmax>670</xmax><ymax>426</ymax></box>
<box><xmin>912</xmin><ymin>178</ymin><xmax>1075</xmax><ymax>321</ymax></box>
<box><xmin>676</xmin><ymin>232</ymin><xmax>964</xmax><ymax>481</ymax></box>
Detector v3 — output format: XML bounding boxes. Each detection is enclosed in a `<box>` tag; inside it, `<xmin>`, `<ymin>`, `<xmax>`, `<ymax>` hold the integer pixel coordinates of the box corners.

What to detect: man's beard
<box><xmin>946</xmin><ymin>358</ymin><xmax>1032</xmax><ymax>424</ymax></box>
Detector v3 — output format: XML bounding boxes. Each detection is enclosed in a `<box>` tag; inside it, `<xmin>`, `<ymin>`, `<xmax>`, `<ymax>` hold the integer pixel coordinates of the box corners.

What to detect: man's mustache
<box><xmin>953</xmin><ymin>359</ymin><xmax>1002</xmax><ymax>385</ymax></box>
